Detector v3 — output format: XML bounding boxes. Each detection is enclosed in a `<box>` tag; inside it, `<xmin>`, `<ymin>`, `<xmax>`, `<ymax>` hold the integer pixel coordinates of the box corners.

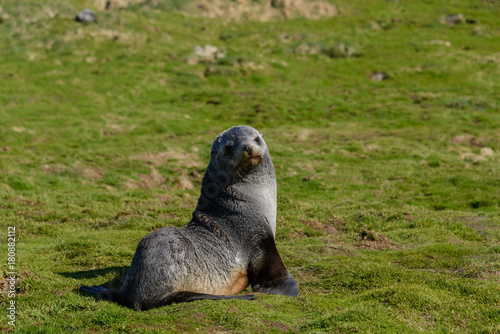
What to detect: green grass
<box><xmin>1</xmin><ymin>0</ymin><xmax>500</xmax><ymax>332</ymax></box>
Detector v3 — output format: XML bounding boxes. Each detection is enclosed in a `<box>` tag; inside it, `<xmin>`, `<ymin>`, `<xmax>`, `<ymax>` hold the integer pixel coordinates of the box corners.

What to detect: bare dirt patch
<box><xmin>264</xmin><ymin>320</ymin><xmax>289</xmax><ymax>332</ymax></box>
<box><xmin>95</xmin><ymin>0</ymin><xmax>337</xmax><ymax>21</ymax></box>
<box><xmin>405</xmin><ymin>212</ymin><xmax>418</xmax><ymax>222</ymax></box>
<box><xmin>130</xmin><ymin>149</ymin><xmax>202</xmax><ymax>168</ymax></box>
<box><xmin>301</xmin><ymin>219</ymin><xmax>339</xmax><ymax>235</ymax></box>
<box><xmin>297</xmin><ymin>128</ymin><xmax>315</xmax><ymax>140</ymax></box>
<box><xmin>41</xmin><ymin>163</ymin><xmax>67</xmax><ymax>174</ymax></box>
<box><xmin>74</xmin><ymin>162</ymin><xmax>105</xmax><ymax>181</ymax></box>
<box><xmin>182</xmin><ymin>0</ymin><xmax>337</xmax><ymax>21</ymax></box>
<box><xmin>449</xmin><ymin>134</ymin><xmax>482</xmax><ymax>146</ymax></box>
<box><xmin>115</xmin><ymin>211</ymin><xmax>140</xmax><ymax>220</ymax></box>
<box><xmin>176</xmin><ymin>174</ymin><xmax>194</xmax><ymax>190</ymax></box>
<box><xmin>125</xmin><ymin>168</ymin><xmax>165</xmax><ymax>189</ymax></box>
<box><xmin>0</xmin><ymin>272</ymin><xmax>31</xmax><ymax>298</ymax></box>
<box><xmin>355</xmin><ymin>230</ymin><xmax>399</xmax><ymax>250</ymax></box>
<box><xmin>9</xmin><ymin>196</ymin><xmax>40</xmax><ymax>206</ymax></box>
<box><xmin>290</xmin><ymin>229</ymin><xmax>306</xmax><ymax>239</ymax></box>
<box><xmin>82</xmin><ymin>167</ymin><xmax>105</xmax><ymax>181</ymax></box>
<box><xmin>156</xmin><ymin>194</ymin><xmax>172</xmax><ymax>202</ymax></box>
<box><xmin>0</xmin><ymin>275</ymin><xmax>12</xmax><ymax>298</ymax></box>
<box><xmin>94</xmin><ymin>0</ymin><xmax>147</xmax><ymax>10</ymax></box>
<box><xmin>460</xmin><ymin>216</ymin><xmax>499</xmax><ymax>237</ymax></box>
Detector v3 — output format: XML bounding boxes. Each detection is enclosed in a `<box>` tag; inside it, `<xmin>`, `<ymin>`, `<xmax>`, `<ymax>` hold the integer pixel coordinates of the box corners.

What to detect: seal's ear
<box><xmin>248</xmin><ymin>236</ymin><xmax>298</xmax><ymax>297</ymax></box>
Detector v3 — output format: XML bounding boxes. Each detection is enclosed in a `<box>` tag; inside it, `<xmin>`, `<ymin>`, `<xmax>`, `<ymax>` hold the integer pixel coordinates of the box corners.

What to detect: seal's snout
<box><xmin>241</xmin><ymin>141</ymin><xmax>263</xmax><ymax>159</ymax></box>
<box><xmin>243</xmin><ymin>143</ymin><xmax>256</xmax><ymax>156</ymax></box>
<box><xmin>237</xmin><ymin>141</ymin><xmax>263</xmax><ymax>170</ymax></box>
<box><xmin>242</xmin><ymin>134</ymin><xmax>264</xmax><ymax>156</ymax></box>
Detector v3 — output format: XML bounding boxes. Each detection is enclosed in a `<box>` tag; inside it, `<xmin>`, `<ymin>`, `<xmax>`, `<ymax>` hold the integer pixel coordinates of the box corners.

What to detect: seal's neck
<box><xmin>228</xmin><ymin>181</ymin><xmax>277</xmax><ymax>237</ymax></box>
<box><xmin>195</xmin><ymin>163</ymin><xmax>277</xmax><ymax>238</ymax></box>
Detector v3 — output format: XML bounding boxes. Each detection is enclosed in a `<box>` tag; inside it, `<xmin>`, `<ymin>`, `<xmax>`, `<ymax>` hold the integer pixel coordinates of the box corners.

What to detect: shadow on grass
<box><xmin>59</xmin><ymin>266</ymin><xmax>129</xmax><ymax>292</ymax></box>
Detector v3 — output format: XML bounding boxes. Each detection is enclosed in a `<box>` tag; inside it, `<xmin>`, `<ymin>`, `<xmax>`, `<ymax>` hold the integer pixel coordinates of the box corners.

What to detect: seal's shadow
<box><xmin>59</xmin><ymin>266</ymin><xmax>129</xmax><ymax>296</ymax></box>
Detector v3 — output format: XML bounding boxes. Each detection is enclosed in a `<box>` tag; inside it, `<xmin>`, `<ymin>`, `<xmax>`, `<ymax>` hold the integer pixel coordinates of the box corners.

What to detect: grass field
<box><xmin>1</xmin><ymin>0</ymin><xmax>499</xmax><ymax>332</ymax></box>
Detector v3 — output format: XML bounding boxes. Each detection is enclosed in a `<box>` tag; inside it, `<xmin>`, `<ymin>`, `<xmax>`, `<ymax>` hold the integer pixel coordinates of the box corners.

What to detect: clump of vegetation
<box><xmin>291</xmin><ymin>41</ymin><xmax>361</xmax><ymax>58</ymax></box>
<box><xmin>322</xmin><ymin>42</ymin><xmax>361</xmax><ymax>58</ymax></box>
<box><xmin>293</xmin><ymin>42</ymin><xmax>322</xmax><ymax>55</ymax></box>
<box><xmin>445</xmin><ymin>98</ymin><xmax>470</xmax><ymax>109</ymax></box>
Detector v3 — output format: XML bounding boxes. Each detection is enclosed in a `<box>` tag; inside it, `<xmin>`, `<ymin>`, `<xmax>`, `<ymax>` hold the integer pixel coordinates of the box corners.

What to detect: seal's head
<box><xmin>198</xmin><ymin>126</ymin><xmax>277</xmax><ymax>231</ymax></box>
<box><xmin>209</xmin><ymin>126</ymin><xmax>270</xmax><ymax>182</ymax></box>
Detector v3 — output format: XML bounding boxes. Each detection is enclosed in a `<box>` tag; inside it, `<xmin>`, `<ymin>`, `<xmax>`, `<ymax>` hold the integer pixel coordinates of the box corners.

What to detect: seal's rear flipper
<box><xmin>156</xmin><ymin>291</ymin><xmax>256</xmax><ymax>307</ymax></box>
<box><xmin>248</xmin><ymin>236</ymin><xmax>298</xmax><ymax>297</ymax></box>
<box><xmin>80</xmin><ymin>285</ymin><xmax>254</xmax><ymax>310</ymax></box>
<box><xmin>79</xmin><ymin>284</ymin><xmax>115</xmax><ymax>300</ymax></box>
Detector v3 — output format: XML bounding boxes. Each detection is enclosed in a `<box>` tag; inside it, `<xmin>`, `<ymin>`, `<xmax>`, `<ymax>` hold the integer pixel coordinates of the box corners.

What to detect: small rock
<box><xmin>480</xmin><ymin>147</ymin><xmax>494</xmax><ymax>156</ymax></box>
<box><xmin>75</xmin><ymin>9</ymin><xmax>97</xmax><ymax>23</ymax></box>
<box><xmin>471</xmin><ymin>27</ymin><xmax>487</xmax><ymax>36</ymax></box>
<box><xmin>293</xmin><ymin>43</ymin><xmax>321</xmax><ymax>55</ymax></box>
<box><xmin>365</xmin><ymin>144</ymin><xmax>380</xmax><ymax>151</ymax></box>
<box><xmin>322</xmin><ymin>43</ymin><xmax>359</xmax><ymax>58</ymax></box>
<box><xmin>441</xmin><ymin>13</ymin><xmax>465</xmax><ymax>26</ymax></box>
<box><xmin>186</xmin><ymin>45</ymin><xmax>226</xmax><ymax>65</ymax></box>
<box><xmin>429</xmin><ymin>40</ymin><xmax>451</xmax><ymax>47</ymax></box>
<box><xmin>370</xmin><ymin>72</ymin><xmax>388</xmax><ymax>81</ymax></box>
<box><xmin>195</xmin><ymin>45</ymin><xmax>225</xmax><ymax>61</ymax></box>
<box><xmin>460</xmin><ymin>152</ymin><xmax>486</xmax><ymax>164</ymax></box>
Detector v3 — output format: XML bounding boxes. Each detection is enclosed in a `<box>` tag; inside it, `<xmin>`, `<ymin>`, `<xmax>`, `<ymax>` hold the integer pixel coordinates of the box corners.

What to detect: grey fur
<box><xmin>80</xmin><ymin>125</ymin><xmax>297</xmax><ymax>310</ymax></box>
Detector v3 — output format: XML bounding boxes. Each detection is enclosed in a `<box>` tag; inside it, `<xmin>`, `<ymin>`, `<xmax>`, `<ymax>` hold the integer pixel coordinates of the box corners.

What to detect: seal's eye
<box><xmin>224</xmin><ymin>141</ymin><xmax>234</xmax><ymax>156</ymax></box>
<box><xmin>223</xmin><ymin>139</ymin><xmax>234</xmax><ymax>157</ymax></box>
<box><xmin>254</xmin><ymin>136</ymin><xmax>261</xmax><ymax>144</ymax></box>
<box><xmin>224</xmin><ymin>145</ymin><xmax>234</xmax><ymax>157</ymax></box>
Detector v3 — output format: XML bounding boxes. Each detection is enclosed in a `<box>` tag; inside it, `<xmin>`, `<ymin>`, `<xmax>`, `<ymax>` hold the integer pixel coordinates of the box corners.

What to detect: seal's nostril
<box><xmin>243</xmin><ymin>144</ymin><xmax>253</xmax><ymax>154</ymax></box>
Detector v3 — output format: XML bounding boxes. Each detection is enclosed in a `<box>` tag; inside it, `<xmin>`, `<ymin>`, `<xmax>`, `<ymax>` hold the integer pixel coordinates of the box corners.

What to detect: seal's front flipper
<box><xmin>155</xmin><ymin>291</ymin><xmax>256</xmax><ymax>308</ymax></box>
<box><xmin>248</xmin><ymin>236</ymin><xmax>298</xmax><ymax>297</ymax></box>
<box><xmin>251</xmin><ymin>271</ymin><xmax>297</xmax><ymax>296</ymax></box>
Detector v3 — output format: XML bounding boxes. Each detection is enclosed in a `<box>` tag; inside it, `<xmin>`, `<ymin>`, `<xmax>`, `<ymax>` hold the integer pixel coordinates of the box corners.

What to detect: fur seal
<box><xmin>80</xmin><ymin>125</ymin><xmax>297</xmax><ymax>310</ymax></box>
